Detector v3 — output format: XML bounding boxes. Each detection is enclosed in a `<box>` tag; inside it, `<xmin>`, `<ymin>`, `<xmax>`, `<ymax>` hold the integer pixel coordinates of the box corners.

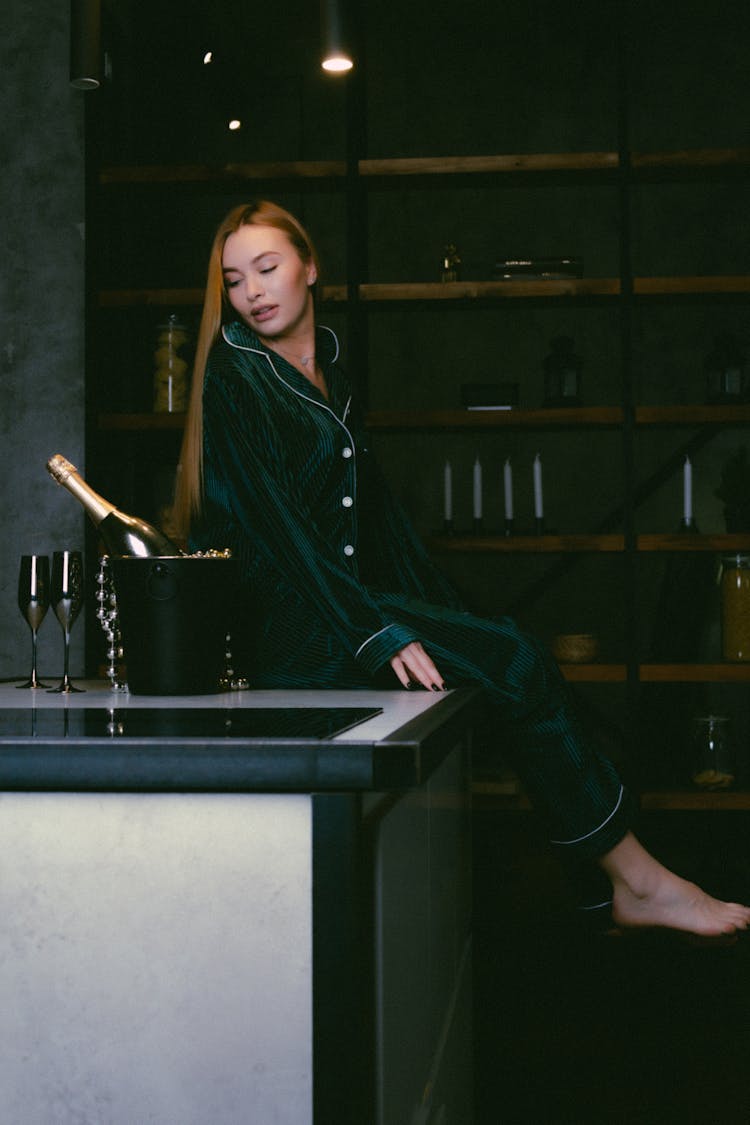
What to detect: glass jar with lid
<box><xmin>691</xmin><ymin>715</ymin><xmax>734</xmax><ymax>790</ymax></box>
<box><xmin>720</xmin><ymin>553</ymin><xmax>750</xmax><ymax>661</ymax></box>
<box><xmin>153</xmin><ymin>314</ymin><xmax>190</xmax><ymax>413</ymax></box>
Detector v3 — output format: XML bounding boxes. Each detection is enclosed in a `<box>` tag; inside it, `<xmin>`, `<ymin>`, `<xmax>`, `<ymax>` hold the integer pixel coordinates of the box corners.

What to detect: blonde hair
<box><xmin>172</xmin><ymin>201</ymin><xmax>321</xmax><ymax>536</ymax></box>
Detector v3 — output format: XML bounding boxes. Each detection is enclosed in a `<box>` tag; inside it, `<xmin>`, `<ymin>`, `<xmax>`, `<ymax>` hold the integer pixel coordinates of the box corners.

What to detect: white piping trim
<box><xmin>223</xmin><ymin>326</ymin><xmax>353</xmax><ymax>439</ymax></box>
<box><xmin>549</xmin><ymin>784</ymin><xmax>624</xmax><ymax>846</ymax></box>
<box><xmin>221</xmin><ymin>323</ymin><xmax>339</xmax><ymax>361</ymax></box>
<box><xmin>319</xmin><ymin>323</ymin><xmax>340</xmax><ymax>363</ymax></box>
<box><xmin>355</xmin><ymin>624</ymin><xmax>395</xmax><ymax>660</ymax></box>
<box><xmin>578</xmin><ymin>900</ymin><xmax>614</xmax><ymax>912</ymax></box>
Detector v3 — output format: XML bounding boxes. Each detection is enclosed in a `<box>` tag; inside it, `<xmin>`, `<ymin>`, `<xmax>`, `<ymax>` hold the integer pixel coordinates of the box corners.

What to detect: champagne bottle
<box><xmin>46</xmin><ymin>454</ymin><xmax>182</xmax><ymax>557</ymax></box>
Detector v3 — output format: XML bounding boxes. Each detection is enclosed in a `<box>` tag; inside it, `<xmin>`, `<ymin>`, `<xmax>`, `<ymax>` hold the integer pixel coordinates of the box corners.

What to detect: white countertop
<box><xmin>0</xmin><ymin>679</ymin><xmax>452</xmax><ymax>744</ymax></box>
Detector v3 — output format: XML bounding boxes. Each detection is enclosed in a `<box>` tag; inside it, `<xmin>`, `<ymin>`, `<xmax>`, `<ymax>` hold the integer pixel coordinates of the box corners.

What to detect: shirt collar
<box><xmin>222</xmin><ymin>320</ymin><xmax>340</xmax><ymax>368</ymax></box>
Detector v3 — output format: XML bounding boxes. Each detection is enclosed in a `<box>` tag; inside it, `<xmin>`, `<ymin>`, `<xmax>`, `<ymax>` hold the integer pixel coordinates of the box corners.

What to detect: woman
<box><xmin>174</xmin><ymin>200</ymin><xmax>750</xmax><ymax>939</ymax></box>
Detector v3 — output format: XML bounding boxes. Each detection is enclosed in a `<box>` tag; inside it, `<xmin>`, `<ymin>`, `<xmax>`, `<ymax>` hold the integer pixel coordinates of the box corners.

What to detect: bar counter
<box><xmin>0</xmin><ymin>681</ymin><xmax>477</xmax><ymax>1125</ymax></box>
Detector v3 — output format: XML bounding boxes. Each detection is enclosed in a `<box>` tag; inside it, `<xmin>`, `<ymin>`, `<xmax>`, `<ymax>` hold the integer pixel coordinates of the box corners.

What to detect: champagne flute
<box><xmin>48</xmin><ymin>550</ymin><xmax>85</xmax><ymax>694</ymax></box>
<box><xmin>17</xmin><ymin>554</ymin><xmax>51</xmax><ymax>688</ymax></box>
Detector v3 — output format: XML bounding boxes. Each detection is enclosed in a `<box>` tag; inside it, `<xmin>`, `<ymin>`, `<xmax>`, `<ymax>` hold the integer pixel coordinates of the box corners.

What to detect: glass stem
<box><xmin>30</xmin><ymin>629</ymin><xmax>39</xmax><ymax>683</ymax></box>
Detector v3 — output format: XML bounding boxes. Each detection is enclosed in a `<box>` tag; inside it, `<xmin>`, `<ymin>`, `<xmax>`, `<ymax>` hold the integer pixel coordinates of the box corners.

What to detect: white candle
<box><xmin>533</xmin><ymin>453</ymin><xmax>543</xmax><ymax>519</ymax></box>
<box><xmin>503</xmin><ymin>458</ymin><xmax>514</xmax><ymax>520</ymax></box>
<box><xmin>683</xmin><ymin>455</ymin><xmax>693</xmax><ymax>523</ymax></box>
<box><xmin>473</xmin><ymin>456</ymin><xmax>482</xmax><ymax>520</ymax></box>
<box><xmin>443</xmin><ymin>460</ymin><xmax>453</xmax><ymax>521</ymax></box>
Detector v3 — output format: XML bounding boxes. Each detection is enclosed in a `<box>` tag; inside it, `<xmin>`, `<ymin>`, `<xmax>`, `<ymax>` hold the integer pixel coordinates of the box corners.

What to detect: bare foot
<box><xmin>599</xmin><ymin>831</ymin><xmax>750</xmax><ymax>938</ymax></box>
<box><xmin>611</xmin><ymin>871</ymin><xmax>750</xmax><ymax>938</ymax></box>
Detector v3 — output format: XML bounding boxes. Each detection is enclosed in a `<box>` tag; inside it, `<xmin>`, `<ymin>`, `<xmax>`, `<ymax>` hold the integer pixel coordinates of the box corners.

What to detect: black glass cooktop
<box><xmin>0</xmin><ymin>707</ymin><xmax>383</xmax><ymax>741</ymax></box>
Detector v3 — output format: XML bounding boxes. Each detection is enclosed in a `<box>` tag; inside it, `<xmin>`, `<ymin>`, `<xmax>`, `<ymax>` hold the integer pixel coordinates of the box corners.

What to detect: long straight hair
<box><xmin>172</xmin><ymin>200</ymin><xmax>321</xmax><ymax>536</ymax></box>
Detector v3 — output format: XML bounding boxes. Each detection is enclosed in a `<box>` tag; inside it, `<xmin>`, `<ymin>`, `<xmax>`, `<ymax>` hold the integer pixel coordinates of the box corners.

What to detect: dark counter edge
<box><xmin>0</xmin><ymin>686</ymin><xmax>482</xmax><ymax>794</ymax></box>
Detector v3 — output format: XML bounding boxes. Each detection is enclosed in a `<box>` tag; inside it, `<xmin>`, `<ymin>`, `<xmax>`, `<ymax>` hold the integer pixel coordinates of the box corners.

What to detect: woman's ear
<box><xmin>307</xmin><ymin>262</ymin><xmax>318</xmax><ymax>287</ymax></box>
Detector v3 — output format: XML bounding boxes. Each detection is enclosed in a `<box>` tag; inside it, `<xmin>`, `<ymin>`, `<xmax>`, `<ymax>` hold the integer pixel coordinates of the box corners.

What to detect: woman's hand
<box><xmin>389</xmin><ymin>642</ymin><xmax>445</xmax><ymax>692</ymax></box>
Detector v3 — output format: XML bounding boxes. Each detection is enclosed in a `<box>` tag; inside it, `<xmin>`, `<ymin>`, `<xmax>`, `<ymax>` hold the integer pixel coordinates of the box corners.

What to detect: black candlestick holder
<box><xmin>679</xmin><ymin>517</ymin><xmax>699</xmax><ymax>533</ymax></box>
<box><xmin>503</xmin><ymin>518</ymin><xmax>515</xmax><ymax>537</ymax></box>
<box><xmin>443</xmin><ymin>518</ymin><xmax>455</xmax><ymax>536</ymax></box>
<box><xmin>534</xmin><ymin>516</ymin><xmax>546</xmax><ymax>536</ymax></box>
<box><xmin>473</xmin><ymin>517</ymin><xmax>484</xmax><ymax>535</ymax></box>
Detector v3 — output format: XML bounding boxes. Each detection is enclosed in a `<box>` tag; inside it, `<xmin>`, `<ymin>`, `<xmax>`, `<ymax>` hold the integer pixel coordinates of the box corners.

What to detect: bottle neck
<box><xmin>48</xmin><ymin>456</ymin><xmax>116</xmax><ymax>526</ymax></box>
<box><xmin>64</xmin><ymin>471</ymin><xmax>116</xmax><ymax>525</ymax></box>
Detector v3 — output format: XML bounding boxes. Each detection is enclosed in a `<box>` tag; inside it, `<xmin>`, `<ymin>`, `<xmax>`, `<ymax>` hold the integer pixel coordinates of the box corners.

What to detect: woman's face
<box><xmin>222</xmin><ymin>223</ymin><xmax>317</xmax><ymax>340</ymax></box>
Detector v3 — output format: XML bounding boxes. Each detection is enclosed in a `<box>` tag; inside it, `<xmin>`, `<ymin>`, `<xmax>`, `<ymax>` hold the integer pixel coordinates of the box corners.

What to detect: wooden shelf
<box><xmin>428</xmin><ymin>534</ymin><xmax>625</xmax><ymax>552</ymax></box>
<box><xmin>100</xmin><ymin>160</ymin><xmax>347</xmax><ymax>184</ymax></box>
<box><xmin>633</xmin><ymin>275</ymin><xmax>750</xmax><ymax>295</ymax></box>
<box><xmin>559</xmin><ymin>664</ymin><xmax>627</xmax><ymax>682</ymax></box>
<box><xmin>99</xmin><ymin>288</ymin><xmax>205</xmax><ymax>308</ymax></box>
<box><xmin>637</xmin><ymin>534</ymin><xmax>750</xmax><ymax>551</ymax></box>
<box><xmin>97</xmin><ymin>407</ymin><xmax>750</xmax><ymax>435</ymax></box>
<box><xmin>471</xmin><ymin>781</ymin><xmax>530</xmax><ymax>809</ymax></box>
<box><xmin>640</xmin><ymin>663</ymin><xmax>750</xmax><ymax>682</ymax></box>
<box><xmin>369</xmin><ymin>405</ymin><xmax>750</xmax><ymax>429</ymax></box>
<box><xmin>427</xmin><ymin>535</ymin><xmax>750</xmax><ymax>553</ymax></box>
<box><xmin>488</xmin><ymin>661</ymin><xmax>750</xmax><ymax>683</ymax></box>
<box><xmin>98</xmin><ymin>284</ymin><xmax>348</xmax><ymax>308</ymax></box>
<box><xmin>98</xmin><ymin>149</ymin><xmax>750</xmax><ymax>187</ymax></box>
<box><xmin>361</xmin><ymin>276</ymin><xmax>750</xmax><ymax>300</ymax></box>
<box><xmin>472</xmin><ymin>782</ymin><xmax>750</xmax><ymax>812</ymax></box>
<box><xmin>631</xmin><ymin>147</ymin><xmax>750</xmax><ymax>170</ymax></box>
<box><xmin>98</xmin><ymin>412</ymin><xmax>186</xmax><ymax>430</ymax></box>
<box><xmin>359</xmin><ymin>279</ymin><xmax>620</xmax><ymax>300</ymax></box>
<box><xmin>640</xmin><ymin>790</ymin><xmax>750</xmax><ymax>810</ymax></box>
<box><xmin>359</xmin><ymin>152</ymin><xmax>619</xmax><ymax>176</ymax></box>
<box><xmin>636</xmin><ymin>404</ymin><xmax>750</xmax><ymax>424</ymax></box>
<box><xmin>366</xmin><ymin>406</ymin><xmax>622</xmax><ymax>429</ymax></box>
<box><xmin>97</xmin><ymin>277</ymin><xmax>750</xmax><ymax>309</ymax></box>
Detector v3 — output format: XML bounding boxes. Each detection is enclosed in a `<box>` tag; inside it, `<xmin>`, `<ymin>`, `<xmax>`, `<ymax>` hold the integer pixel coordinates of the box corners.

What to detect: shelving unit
<box><xmin>89</xmin><ymin>64</ymin><xmax>750</xmax><ymax>807</ymax></box>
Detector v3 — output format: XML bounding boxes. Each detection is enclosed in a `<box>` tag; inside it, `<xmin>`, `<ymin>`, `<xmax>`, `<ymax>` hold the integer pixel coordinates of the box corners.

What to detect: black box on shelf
<box><xmin>491</xmin><ymin>256</ymin><xmax>583</xmax><ymax>279</ymax></box>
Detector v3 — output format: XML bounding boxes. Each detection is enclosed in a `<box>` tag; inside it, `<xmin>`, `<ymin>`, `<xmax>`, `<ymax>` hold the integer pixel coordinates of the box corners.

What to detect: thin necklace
<box><xmin>267</xmin><ymin>339</ymin><xmax>316</xmax><ymax>370</ymax></box>
<box><xmin>266</xmin><ymin>337</ymin><xmax>328</xmax><ymax>399</ymax></box>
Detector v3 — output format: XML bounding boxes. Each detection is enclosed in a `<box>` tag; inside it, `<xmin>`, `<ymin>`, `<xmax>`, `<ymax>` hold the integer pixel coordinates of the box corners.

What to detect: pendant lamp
<box><xmin>70</xmin><ymin>0</ymin><xmax>100</xmax><ymax>90</ymax></box>
<box><xmin>321</xmin><ymin>0</ymin><xmax>353</xmax><ymax>73</ymax></box>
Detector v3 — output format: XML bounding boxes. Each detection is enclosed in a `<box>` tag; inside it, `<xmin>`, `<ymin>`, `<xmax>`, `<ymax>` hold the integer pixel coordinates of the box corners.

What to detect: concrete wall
<box><xmin>1</xmin><ymin>0</ymin><xmax>86</xmax><ymax>680</ymax></box>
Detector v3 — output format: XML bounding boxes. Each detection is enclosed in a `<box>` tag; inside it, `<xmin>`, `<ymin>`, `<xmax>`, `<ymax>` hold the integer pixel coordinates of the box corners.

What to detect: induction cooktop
<box><xmin>0</xmin><ymin>707</ymin><xmax>383</xmax><ymax>741</ymax></box>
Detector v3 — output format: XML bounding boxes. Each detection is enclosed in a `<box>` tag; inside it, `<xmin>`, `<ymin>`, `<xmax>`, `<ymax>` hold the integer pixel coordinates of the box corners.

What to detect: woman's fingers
<box><xmin>389</xmin><ymin>642</ymin><xmax>445</xmax><ymax>692</ymax></box>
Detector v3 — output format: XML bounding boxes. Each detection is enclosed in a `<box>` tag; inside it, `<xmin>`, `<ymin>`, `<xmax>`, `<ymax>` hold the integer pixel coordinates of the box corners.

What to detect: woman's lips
<box><xmin>251</xmin><ymin>304</ymin><xmax>277</xmax><ymax>323</ymax></box>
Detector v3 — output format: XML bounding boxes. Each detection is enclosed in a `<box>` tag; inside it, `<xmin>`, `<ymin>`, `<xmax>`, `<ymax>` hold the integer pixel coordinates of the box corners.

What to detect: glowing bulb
<box><xmin>203</xmin><ymin>50</ymin><xmax>213</xmax><ymax>65</ymax></box>
<box><xmin>228</xmin><ymin>118</ymin><xmax>242</xmax><ymax>131</ymax></box>
<box><xmin>322</xmin><ymin>53</ymin><xmax>353</xmax><ymax>73</ymax></box>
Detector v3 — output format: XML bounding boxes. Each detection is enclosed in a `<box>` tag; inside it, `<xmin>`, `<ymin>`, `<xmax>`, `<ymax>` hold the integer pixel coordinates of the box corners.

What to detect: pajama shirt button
<box><xmin>342</xmin><ymin>496</ymin><xmax>353</xmax><ymax>507</ymax></box>
<box><xmin>344</xmin><ymin>545</ymin><xmax>355</xmax><ymax>557</ymax></box>
<box><xmin>342</xmin><ymin>447</ymin><xmax>353</xmax><ymax>458</ymax></box>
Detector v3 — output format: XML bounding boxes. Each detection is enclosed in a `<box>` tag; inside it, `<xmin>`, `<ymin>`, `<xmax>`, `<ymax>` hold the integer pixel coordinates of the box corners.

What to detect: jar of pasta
<box><xmin>721</xmin><ymin>553</ymin><xmax>750</xmax><ymax>661</ymax></box>
<box><xmin>153</xmin><ymin>314</ymin><xmax>189</xmax><ymax>413</ymax></box>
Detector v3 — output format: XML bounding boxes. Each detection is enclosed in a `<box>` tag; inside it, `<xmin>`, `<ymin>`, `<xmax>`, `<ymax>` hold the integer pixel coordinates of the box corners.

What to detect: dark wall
<box><xmin>0</xmin><ymin>1</ymin><xmax>86</xmax><ymax>679</ymax></box>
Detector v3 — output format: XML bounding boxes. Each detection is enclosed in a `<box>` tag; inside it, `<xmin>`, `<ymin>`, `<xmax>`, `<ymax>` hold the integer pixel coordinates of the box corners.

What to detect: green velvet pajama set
<box><xmin>192</xmin><ymin>320</ymin><xmax>632</xmax><ymax>899</ymax></box>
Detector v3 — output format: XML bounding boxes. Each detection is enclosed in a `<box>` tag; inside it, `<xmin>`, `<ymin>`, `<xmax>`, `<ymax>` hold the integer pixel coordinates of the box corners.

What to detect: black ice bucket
<box><xmin>110</xmin><ymin>556</ymin><xmax>239</xmax><ymax>695</ymax></box>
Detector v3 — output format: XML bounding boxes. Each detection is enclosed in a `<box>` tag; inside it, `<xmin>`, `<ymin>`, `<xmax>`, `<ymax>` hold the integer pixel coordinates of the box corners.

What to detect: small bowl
<box><xmin>552</xmin><ymin>633</ymin><xmax>599</xmax><ymax>664</ymax></box>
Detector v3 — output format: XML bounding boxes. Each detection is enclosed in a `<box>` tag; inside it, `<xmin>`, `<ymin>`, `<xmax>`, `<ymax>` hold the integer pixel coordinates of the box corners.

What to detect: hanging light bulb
<box><xmin>320</xmin><ymin>0</ymin><xmax>353</xmax><ymax>74</ymax></box>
